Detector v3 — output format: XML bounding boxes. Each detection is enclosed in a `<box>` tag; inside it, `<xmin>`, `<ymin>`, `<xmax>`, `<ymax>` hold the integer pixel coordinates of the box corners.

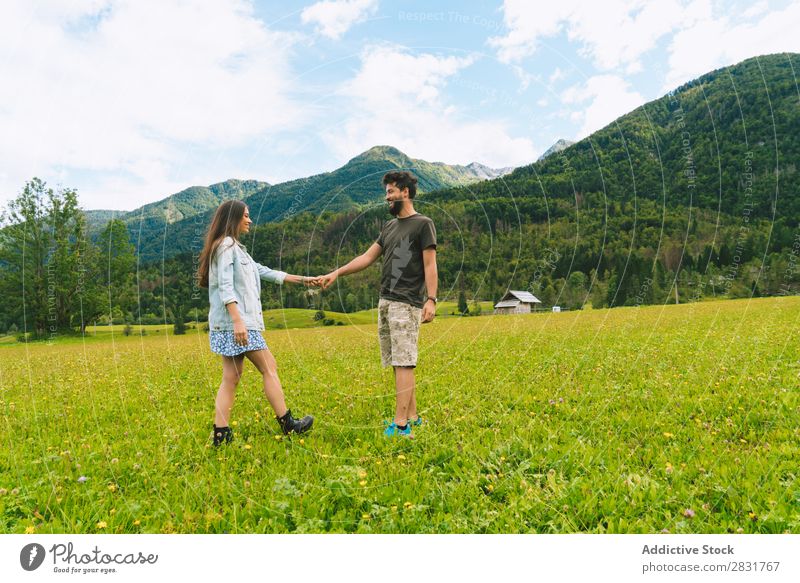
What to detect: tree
<box><xmin>71</xmin><ymin>233</ymin><xmax>106</xmax><ymax>334</ymax></box>
<box><xmin>173</xmin><ymin>308</ymin><xmax>187</xmax><ymax>335</ymax></box>
<box><xmin>458</xmin><ymin>289</ymin><xmax>468</xmax><ymax>315</ymax></box>
<box><xmin>0</xmin><ymin>178</ymin><xmax>49</xmax><ymax>336</ymax></box>
<box><xmin>565</xmin><ymin>271</ymin><xmax>587</xmax><ymax>310</ymax></box>
<box><xmin>606</xmin><ymin>270</ymin><xmax>620</xmax><ymax>308</ymax></box>
<box><xmin>0</xmin><ymin>178</ymin><xmax>89</xmax><ymax>336</ymax></box>
<box><xmin>99</xmin><ymin>218</ymin><xmax>136</xmax><ymax>320</ymax></box>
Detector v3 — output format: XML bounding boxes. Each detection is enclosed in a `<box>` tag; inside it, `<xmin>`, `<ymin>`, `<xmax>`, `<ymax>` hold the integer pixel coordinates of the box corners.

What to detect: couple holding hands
<box><xmin>196</xmin><ymin>171</ymin><xmax>437</xmax><ymax>445</ymax></box>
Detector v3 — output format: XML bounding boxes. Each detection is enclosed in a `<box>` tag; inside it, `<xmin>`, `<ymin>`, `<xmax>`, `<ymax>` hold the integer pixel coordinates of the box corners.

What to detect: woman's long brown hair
<box><xmin>197</xmin><ymin>200</ymin><xmax>247</xmax><ymax>288</ymax></box>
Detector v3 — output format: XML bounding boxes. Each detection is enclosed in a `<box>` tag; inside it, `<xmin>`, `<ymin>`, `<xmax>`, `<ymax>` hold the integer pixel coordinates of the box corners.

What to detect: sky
<box><xmin>1</xmin><ymin>0</ymin><xmax>798</xmax><ymax>211</ymax></box>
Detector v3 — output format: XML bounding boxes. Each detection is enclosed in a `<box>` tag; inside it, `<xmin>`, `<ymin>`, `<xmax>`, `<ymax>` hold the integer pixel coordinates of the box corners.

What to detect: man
<box><xmin>320</xmin><ymin>171</ymin><xmax>437</xmax><ymax>437</ymax></box>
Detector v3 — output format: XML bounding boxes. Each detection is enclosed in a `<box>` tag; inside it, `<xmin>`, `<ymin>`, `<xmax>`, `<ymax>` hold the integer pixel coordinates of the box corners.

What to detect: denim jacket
<box><xmin>208</xmin><ymin>236</ymin><xmax>287</xmax><ymax>331</ymax></box>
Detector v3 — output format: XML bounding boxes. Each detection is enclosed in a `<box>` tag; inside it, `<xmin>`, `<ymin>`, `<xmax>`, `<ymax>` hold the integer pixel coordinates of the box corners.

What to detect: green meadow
<box><xmin>1</xmin><ymin>296</ymin><xmax>798</xmax><ymax>533</ymax></box>
<box><xmin>0</xmin><ymin>301</ymin><xmax>496</xmax><ymax>345</ymax></box>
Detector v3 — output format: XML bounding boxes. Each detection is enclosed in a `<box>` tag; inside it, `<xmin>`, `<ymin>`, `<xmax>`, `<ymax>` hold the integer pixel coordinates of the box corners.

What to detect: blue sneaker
<box><xmin>409</xmin><ymin>416</ymin><xmax>423</xmax><ymax>427</ymax></box>
<box><xmin>383</xmin><ymin>420</ymin><xmax>412</xmax><ymax>437</ymax></box>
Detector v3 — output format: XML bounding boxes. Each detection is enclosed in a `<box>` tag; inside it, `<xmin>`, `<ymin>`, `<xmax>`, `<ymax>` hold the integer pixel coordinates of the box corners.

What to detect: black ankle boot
<box><xmin>213</xmin><ymin>425</ymin><xmax>233</xmax><ymax>446</ymax></box>
<box><xmin>276</xmin><ymin>409</ymin><xmax>314</xmax><ymax>435</ymax></box>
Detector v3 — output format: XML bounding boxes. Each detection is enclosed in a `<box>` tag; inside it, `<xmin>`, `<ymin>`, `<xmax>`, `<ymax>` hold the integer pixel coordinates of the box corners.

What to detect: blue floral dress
<box><xmin>209</xmin><ymin>329</ymin><xmax>267</xmax><ymax>356</ymax></box>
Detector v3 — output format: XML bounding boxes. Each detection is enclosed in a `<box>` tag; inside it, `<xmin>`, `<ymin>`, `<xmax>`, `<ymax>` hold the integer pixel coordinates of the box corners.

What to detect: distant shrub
<box><xmin>140</xmin><ymin>313</ymin><xmax>163</xmax><ymax>326</ymax></box>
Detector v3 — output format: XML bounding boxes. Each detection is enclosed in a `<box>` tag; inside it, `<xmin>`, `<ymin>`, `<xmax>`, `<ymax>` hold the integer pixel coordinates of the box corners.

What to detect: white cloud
<box><xmin>490</xmin><ymin>0</ymin><xmax>800</xmax><ymax>143</ymax></box>
<box><xmin>663</xmin><ymin>1</ymin><xmax>800</xmax><ymax>90</ymax></box>
<box><xmin>489</xmin><ymin>0</ymin><xmax>701</xmax><ymax>71</ymax></box>
<box><xmin>490</xmin><ymin>0</ymin><xmax>800</xmax><ymax>95</ymax></box>
<box><xmin>742</xmin><ymin>1</ymin><xmax>769</xmax><ymax>19</ymax></box>
<box><xmin>0</xmin><ymin>0</ymin><xmax>300</xmax><ymax>209</ymax></box>
<box><xmin>324</xmin><ymin>45</ymin><xmax>538</xmax><ymax>169</ymax></box>
<box><xmin>511</xmin><ymin>65</ymin><xmax>537</xmax><ymax>91</ymax></box>
<box><xmin>343</xmin><ymin>45</ymin><xmax>474</xmax><ymax>109</ymax></box>
<box><xmin>300</xmin><ymin>0</ymin><xmax>377</xmax><ymax>40</ymax></box>
<box><xmin>549</xmin><ymin>67</ymin><xmax>567</xmax><ymax>84</ymax></box>
<box><xmin>561</xmin><ymin>75</ymin><xmax>645</xmax><ymax>139</ymax></box>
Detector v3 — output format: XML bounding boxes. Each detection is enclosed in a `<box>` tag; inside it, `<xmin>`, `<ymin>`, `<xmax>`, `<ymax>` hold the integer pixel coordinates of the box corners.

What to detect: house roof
<box><xmin>503</xmin><ymin>290</ymin><xmax>541</xmax><ymax>303</ymax></box>
<box><xmin>494</xmin><ymin>300</ymin><xmax>520</xmax><ymax>308</ymax></box>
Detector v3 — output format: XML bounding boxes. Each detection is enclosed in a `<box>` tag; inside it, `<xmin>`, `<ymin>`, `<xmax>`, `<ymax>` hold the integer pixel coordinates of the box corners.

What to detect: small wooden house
<box><xmin>493</xmin><ymin>290</ymin><xmax>541</xmax><ymax>315</ymax></box>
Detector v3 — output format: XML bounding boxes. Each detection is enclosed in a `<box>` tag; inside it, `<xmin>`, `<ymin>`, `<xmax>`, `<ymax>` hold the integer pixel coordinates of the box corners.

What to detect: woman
<box><xmin>197</xmin><ymin>200</ymin><xmax>316</xmax><ymax>445</ymax></box>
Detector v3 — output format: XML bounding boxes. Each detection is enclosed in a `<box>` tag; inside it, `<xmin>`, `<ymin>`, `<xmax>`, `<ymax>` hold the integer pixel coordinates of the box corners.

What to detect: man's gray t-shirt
<box><xmin>376</xmin><ymin>213</ymin><xmax>437</xmax><ymax>308</ymax></box>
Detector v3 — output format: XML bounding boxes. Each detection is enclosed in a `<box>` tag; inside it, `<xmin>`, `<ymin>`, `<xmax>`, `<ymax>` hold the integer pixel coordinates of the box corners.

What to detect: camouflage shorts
<box><xmin>378</xmin><ymin>298</ymin><xmax>422</xmax><ymax>367</ymax></box>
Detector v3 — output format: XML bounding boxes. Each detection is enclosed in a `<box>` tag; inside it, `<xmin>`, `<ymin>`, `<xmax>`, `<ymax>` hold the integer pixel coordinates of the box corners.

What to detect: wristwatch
<box><xmin>427</xmin><ymin>296</ymin><xmax>438</xmax><ymax>304</ymax></box>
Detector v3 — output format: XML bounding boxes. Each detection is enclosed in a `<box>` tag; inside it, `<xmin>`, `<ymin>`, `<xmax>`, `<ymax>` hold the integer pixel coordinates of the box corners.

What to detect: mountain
<box><xmin>536</xmin><ymin>139</ymin><xmax>575</xmax><ymax>162</ymax></box>
<box><xmin>428</xmin><ymin>53</ymin><xmax>800</xmax><ymax>227</ymax></box>
<box><xmin>466</xmin><ymin>162</ymin><xmax>515</xmax><ymax>180</ymax></box>
<box><xmin>130</xmin><ymin>146</ymin><xmax>508</xmax><ymax>261</ymax></box>
<box><xmin>103</xmin><ymin>53</ymin><xmax>800</xmax><ymax>276</ymax></box>
<box><xmin>242</xmin><ymin>145</ymin><xmax>512</xmax><ymax>222</ymax></box>
<box><xmin>7</xmin><ymin>54</ymin><xmax>798</xmax><ymax>334</ymax></box>
<box><xmin>85</xmin><ymin>179</ymin><xmax>268</xmax><ymax>237</ymax></box>
<box><xmin>232</xmin><ymin>54</ymin><xmax>799</xmax><ymax>313</ymax></box>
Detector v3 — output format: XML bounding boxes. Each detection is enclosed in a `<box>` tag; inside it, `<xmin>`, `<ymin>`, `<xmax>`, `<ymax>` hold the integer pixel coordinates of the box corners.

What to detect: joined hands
<box><xmin>301</xmin><ymin>273</ymin><xmax>336</xmax><ymax>289</ymax></box>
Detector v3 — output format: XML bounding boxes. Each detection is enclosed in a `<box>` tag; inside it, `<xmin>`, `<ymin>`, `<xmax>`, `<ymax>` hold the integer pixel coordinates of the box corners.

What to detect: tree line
<box><xmin>1</xmin><ymin>176</ymin><xmax>798</xmax><ymax>340</ymax></box>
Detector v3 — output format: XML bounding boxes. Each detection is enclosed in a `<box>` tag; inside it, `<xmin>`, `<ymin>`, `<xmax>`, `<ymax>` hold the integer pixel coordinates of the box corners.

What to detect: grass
<box><xmin>1</xmin><ymin>296</ymin><xmax>798</xmax><ymax>533</ymax></box>
<box><xmin>0</xmin><ymin>301</ymin><xmax>496</xmax><ymax>345</ymax></box>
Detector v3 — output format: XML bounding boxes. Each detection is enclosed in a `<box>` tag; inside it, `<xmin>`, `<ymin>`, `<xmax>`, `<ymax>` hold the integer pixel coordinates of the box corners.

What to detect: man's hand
<box><xmin>320</xmin><ymin>271</ymin><xmax>338</xmax><ymax>290</ymax></box>
<box><xmin>421</xmin><ymin>299</ymin><xmax>436</xmax><ymax>323</ymax></box>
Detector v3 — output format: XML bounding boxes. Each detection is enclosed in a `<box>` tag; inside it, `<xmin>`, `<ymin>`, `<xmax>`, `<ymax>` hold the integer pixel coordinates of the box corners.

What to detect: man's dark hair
<box><xmin>382</xmin><ymin>171</ymin><xmax>418</xmax><ymax>199</ymax></box>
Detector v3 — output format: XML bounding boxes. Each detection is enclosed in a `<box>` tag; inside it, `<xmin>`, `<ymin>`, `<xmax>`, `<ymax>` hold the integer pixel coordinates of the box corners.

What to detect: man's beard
<box><xmin>388</xmin><ymin>200</ymin><xmax>401</xmax><ymax>216</ymax></box>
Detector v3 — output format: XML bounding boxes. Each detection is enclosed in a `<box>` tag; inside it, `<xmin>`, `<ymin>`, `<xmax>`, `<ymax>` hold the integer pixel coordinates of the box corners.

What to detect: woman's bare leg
<box><xmin>214</xmin><ymin>354</ymin><xmax>245</xmax><ymax>426</ymax></box>
<box><xmin>245</xmin><ymin>347</ymin><xmax>288</xmax><ymax>417</ymax></box>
